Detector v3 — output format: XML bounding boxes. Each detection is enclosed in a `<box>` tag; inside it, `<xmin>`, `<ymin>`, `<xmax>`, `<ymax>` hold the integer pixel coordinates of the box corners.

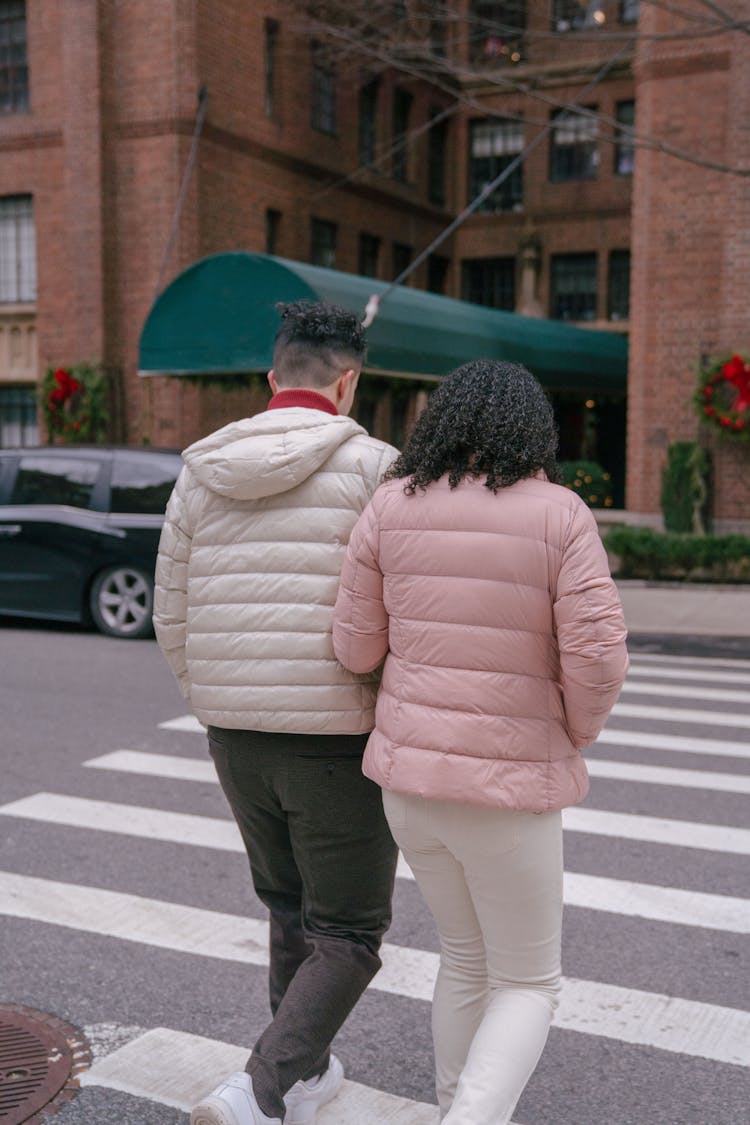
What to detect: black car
<box><xmin>0</xmin><ymin>446</ymin><xmax>182</xmax><ymax>638</ymax></box>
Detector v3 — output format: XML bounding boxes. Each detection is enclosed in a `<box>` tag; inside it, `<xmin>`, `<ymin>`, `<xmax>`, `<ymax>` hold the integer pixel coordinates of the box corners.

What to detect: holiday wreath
<box><xmin>695</xmin><ymin>353</ymin><xmax>750</xmax><ymax>439</ymax></box>
<box><xmin>40</xmin><ymin>363</ymin><xmax>108</xmax><ymax>443</ymax></box>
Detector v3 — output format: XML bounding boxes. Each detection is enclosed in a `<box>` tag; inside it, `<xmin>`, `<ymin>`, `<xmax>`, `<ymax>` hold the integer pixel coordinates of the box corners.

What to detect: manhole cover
<box><xmin>0</xmin><ymin>1006</ymin><xmax>90</xmax><ymax>1124</ymax></box>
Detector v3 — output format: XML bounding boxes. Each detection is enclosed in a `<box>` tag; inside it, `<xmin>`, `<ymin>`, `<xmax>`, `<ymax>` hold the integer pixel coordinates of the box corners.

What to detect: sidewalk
<box><xmin>616</xmin><ymin>580</ymin><xmax>750</xmax><ymax>657</ymax></box>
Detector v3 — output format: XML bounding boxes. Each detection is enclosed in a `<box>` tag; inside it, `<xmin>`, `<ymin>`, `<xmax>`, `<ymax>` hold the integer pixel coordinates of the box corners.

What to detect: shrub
<box><xmin>605</xmin><ymin>526</ymin><xmax>750</xmax><ymax>583</ymax></box>
<box><xmin>660</xmin><ymin>441</ymin><xmax>709</xmax><ymax>534</ymax></box>
<box><xmin>559</xmin><ymin>461</ymin><xmax>614</xmax><ymax>508</ymax></box>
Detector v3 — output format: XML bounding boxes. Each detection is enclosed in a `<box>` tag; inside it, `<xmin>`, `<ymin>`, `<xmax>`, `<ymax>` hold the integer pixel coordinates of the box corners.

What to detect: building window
<box><xmin>311</xmin><ymin>42</ymin><xmax>337</xmax><ymax>135</ymax></box>
<box><xmin>469</xmin><ymin>2</ymin><xmax>525</xmax><ymax>65</ymax></box>
<box><xmin>608</xmin><ymin>250</ymin><xmax>630</xmax><ymax>320</ymax></box>
<box><xmin>550</xmin><ymin>107</ymin><xmax>598</xmax><ymax>182</ymax></box>
<box><xmin>392</xmin><ymin>242</ymin><xmax>413</xmax><ymax>283</ymax></box>
<box><xmin>392</xmin><ymin>88</ymin><xmax>413</xmax><ymax>183</ymax></box>
<box><xmin>461</xmin><ymin>257</ymin><xmax>515</xmax><ymax>310</ymax></box>
<box><xmin>615</xmin><ymin>99</ymin><xmax>635</xmax><ymax>175</ymax></box>
<box><xmin>552</xmin><ymin>1</ymin><xmax>605</xmax><ymax>31</ymax></box>
<box><xmin>427</xmin><ymin>255</ymin><xmax>449</xmax><ymax>295</ymax></box>
<box><xmin>0</xmin><ymin>195</ymin><xmax>35</xmax><ymax>302</ymax></box>
<box><xmin>620</xmin><ymin>0</ymin><xmax>639</xmax><ymax>23</ymax></box>
<box><xmin>428</xmin><ymin>110</ymin><xmax>448</xmax><ymax>207</ymax></box>
<box><xmin>0</xmin><ymin>385</ymin><xmax>37</xmax><ymax>446</ymax></box>
<box><xmin>0</xmin><ymin>2</ymin><xmax>28</xmax><ymax>114</ymax></box>
<box><xmin>265</xmin><ymin>209</ymin><xmax>281</xmax><ymax>256</ymax></box>
<box><xmin>359</xmin><ymin>80</ymin><xmax>379</xmax><ymax>168</ymax></box>
<box><xmin>550</xmin><ymin>253</ymin><xmax>597</xmax><ymax>321</ymax></box>
<box><xmin>469</xmin><ymin>118</ymin><xmax>524</xmax><ymax>211</ymax></box>
<box><xmin>358</xmin><ymin>233</ymin><xmax>380</xmax><ymax>278</ymax></box>
<box><xmin>310</xmin><ymin>218</ymin><xmax>337</xmax><ymax>269</ymax></box>
<box><xmin>263</xmin><ymin>19</ymin><xmax>279</xmax><ymax>117</ymax></box>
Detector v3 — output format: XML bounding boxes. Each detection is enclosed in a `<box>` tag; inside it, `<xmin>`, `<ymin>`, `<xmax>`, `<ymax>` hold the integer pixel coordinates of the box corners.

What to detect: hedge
<box><xmin>605</xmin><ymin>526</ymin><xmax>750</xmax><ymax>583</ymax></box>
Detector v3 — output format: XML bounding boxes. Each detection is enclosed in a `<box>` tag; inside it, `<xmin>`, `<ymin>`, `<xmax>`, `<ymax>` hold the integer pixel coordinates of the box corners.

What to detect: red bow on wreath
<box><xmin>722</xmin><ymin>355</ymin><xmax>750</xmax><ymax>413</ymax></box>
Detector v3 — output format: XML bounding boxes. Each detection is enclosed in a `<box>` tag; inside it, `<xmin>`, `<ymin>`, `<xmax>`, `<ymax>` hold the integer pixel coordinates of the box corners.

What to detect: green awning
<box><xmin>139</xmin><ymin>251</ymin><xmax>627</xmax><ymax>392</ymax></box>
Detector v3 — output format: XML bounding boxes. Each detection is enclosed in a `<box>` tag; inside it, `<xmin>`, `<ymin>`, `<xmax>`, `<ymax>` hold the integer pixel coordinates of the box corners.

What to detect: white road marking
<box><xmin>3</xmin><ymin>794</ymin><xmax>750</xmax><ymax>929</ymax></box>
<box><xmin>612</xmin><ymin>701</ymin><xmax>750</xmax><ymax>729</ymax></box>
<box><xmin>620</xmin><ymin>681</ymin><xmax>750</xmax><ymax>705</ymax></box>
<box><xmin>86</xmin><ymin>749</ymin><xmax>750</xmax><ymax>796</ymax></box>
<box><xmin>562</xmin><ymin>806</ymin><xmax>750</xmax><ymax>855</ymax></box>
<box><xmin>628</xmin><ymin>665</ymin><xmax>750</xmax><ymax>687</ymax></box>
<box><xmin>594</xmin><ymin>727</ymin><xmax>750</xmax><ymax>760</ymax></box>
<box><xmin>2</xmin><ymin>873</ymin><xmax>748</xmax><ymax>1067</ymax></box>
<box><xmin>80</xmin><ymin>1026</ymin><xmax>440</xmax><ymax>1123</ymax></box>
<box><xmin>585</xmin><ymin>757</ymin><xmax>750</xmax><ymax>794</ymax></box>
<box><xmin>628</xmin><ymin>653</ymin><xmax>750</xmax><ymax>671</ymax></box>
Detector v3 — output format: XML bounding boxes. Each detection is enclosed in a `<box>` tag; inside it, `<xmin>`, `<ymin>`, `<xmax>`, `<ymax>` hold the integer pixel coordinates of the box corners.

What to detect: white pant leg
<box><xmin>383</xmin><ymin>792</ymin><xmax>563</xmax><ymax>1125</ymax></box>
<box><xmin>383</xmin><ymin>790</ymin><xmax>490</xmax><ymax>1117</ymax></box>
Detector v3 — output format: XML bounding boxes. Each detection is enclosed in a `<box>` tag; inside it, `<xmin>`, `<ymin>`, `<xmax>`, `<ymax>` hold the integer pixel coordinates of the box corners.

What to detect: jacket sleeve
<box><xmin>333</xmin><ymin>492</ymin><xmax>389</xmax><ymax>674</ymax></box>
<box><xmin>153</xmin><ymin>465</ymin><xmax>194</xmax><ymax>699</ymax></box>
<box><xmin>553</xmin><ymin>500</ymin><xmax>629</xmax><ymax>748</ymax></box>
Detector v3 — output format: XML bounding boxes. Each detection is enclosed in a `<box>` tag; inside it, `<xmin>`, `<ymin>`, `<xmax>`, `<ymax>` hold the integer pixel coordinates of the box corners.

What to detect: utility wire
<box><xmin>154</xmin><ymin>85</ymin><xmax>209</xmax><ymax>303</ymax></box>
<box><xmin>362</xmin><ymin>40</ymin><xmax>632</xmax><ymax>327</ymax></box>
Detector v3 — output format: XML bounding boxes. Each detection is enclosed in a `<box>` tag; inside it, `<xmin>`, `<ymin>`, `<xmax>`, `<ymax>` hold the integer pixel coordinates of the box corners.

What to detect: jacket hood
<box><xmin>182</xmin><ymin>408</ymin><xmax>368</xmax><ymax>499</ymax></box>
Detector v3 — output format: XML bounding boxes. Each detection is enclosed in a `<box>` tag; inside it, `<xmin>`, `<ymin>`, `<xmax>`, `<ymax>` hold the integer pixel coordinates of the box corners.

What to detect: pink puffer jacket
<box><xmin>332</xmin><ymin>474</ymin><xmax>628</xmax><ymax>812</ymax></box>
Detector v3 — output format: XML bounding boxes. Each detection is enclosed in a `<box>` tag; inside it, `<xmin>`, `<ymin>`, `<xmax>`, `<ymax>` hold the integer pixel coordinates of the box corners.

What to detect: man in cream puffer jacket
<box><xmin>153</xmin><ymin>302</ymin><xmax>399</xmax><ymax>1125</ymax></box>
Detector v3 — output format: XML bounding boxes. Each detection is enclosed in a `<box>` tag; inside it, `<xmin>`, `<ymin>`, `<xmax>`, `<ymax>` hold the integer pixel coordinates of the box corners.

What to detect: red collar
<box><xmin>267</xmin><ymin>389</ymin><xmax>338</xmax><ymax>416</ymax></box>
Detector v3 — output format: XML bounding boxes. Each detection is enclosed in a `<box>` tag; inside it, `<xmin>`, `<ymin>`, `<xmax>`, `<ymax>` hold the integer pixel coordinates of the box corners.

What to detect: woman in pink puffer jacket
<box><xmin>333</xmin><ymin>359</ymin><xmax>628</xmax><ymax>1125</ymax></box>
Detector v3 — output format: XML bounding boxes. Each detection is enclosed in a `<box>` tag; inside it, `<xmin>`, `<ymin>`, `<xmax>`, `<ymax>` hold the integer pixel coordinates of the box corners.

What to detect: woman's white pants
<box><xmin>382</xmin><ymin>792</ymin><xmax>563</xmax><ymax>1125</ymax></box>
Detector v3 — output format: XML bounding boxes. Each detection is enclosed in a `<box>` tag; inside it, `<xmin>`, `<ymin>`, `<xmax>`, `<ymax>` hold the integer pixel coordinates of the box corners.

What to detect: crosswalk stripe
<box><xmin>2</xmin><ymin>872</ymin><xmax>748</xmax><ymax>1067</ymax></box>
<box><xmin>595</xmin><ymin>727</ymin><xmax>750</xmax><ymax>760</ymax></box>
<box><xmin>85</xmin><ymin>749</ymin><xmax>750</xmax><ymax>797</ymax></box>
<box><xmin>80</xmin><ymin>1026</ymin><xmax>440</xmax><ymax>1122</ymax></box>
<box><xmin>612</xmin><ymin>701</ymin><xmax>750</xmax><ymax>729</ymax></box>
<box><xmin>160</xmin><ymin>713</ymin><xmax>750</xmax><ymax>760</ymax></box>
<box><xmin>3</xmin><ymin>791</ymin><xmax>748</xmax><ymax>860</ymax></box>
<box><xmin>562</xmin><ymin>806</ymin><xmax>750</xmax><ymax>854</ymax></box>
<box><xmin>3</xmin><ymin>794</ymin><xmax>750</xmax><ymax>929</ymax></box>
<box><xmin>585</xmin><ymin>757</ymin><xmax>750</xmax><ymax>794</ymax></box>
<box><xmin>628</xmin><ymin>653</ymin><xmax>750</xmax><ymax>671</ymax></box>
<box><xmin>620</xmin><ymin>681</ymin><xmax>750</xmax><ymax>704</ymax></box>
<box><xmin>627</xmin><ymin>665</ymin><xmax>750</xmax><ymax>687</ymax></box>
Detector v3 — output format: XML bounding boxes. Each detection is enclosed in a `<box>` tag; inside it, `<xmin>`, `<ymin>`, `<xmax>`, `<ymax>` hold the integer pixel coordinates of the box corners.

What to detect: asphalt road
<box><xmin>1</xmin><ymin>620</ymin><xmax>748</xmax><ymax>1124</ymax></box>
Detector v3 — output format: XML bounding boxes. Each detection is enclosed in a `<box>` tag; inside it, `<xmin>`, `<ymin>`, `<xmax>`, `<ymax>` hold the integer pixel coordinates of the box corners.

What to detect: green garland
<box><xmin>40</xmin><ymin>363</ymin><xmax>109</xmax><ymax>443</ymax></box>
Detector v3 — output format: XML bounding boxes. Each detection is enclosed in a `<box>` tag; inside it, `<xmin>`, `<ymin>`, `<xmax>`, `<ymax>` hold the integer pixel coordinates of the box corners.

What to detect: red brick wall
<box><xmin>627</xmin><ymin>2</ymin><xmax>749</xmax><ymax>529</ymax></box>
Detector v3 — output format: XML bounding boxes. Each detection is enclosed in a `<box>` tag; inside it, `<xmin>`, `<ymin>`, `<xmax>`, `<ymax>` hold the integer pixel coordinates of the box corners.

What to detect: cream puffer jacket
<box><xmin>153</xmin><ymin>409</ymin><xmax>398</xmax><ymax>733</ymax></box>
<box><xmin>332</xmin><ymin>474</ymin><xmax>629</xmax><ymax>812</ymax></box>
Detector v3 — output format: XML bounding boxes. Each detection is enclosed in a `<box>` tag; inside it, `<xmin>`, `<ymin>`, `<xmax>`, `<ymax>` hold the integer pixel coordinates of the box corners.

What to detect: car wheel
<box><xmin>89</xmin><ymin>565</ymin><xmax>154</xmax><ymax>639</ymax></box>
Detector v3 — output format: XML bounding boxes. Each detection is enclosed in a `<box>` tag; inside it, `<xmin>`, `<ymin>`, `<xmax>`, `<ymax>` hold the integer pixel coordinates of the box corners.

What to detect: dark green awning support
<box><xmin>138</xmin><ymin>252</ymin><xmax>627</xmax><ymax>392</ymax></box>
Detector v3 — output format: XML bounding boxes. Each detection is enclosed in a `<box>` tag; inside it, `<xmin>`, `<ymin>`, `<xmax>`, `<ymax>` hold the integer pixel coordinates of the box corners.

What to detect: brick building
<box><xmin>627</xmin><ymin>0</ymin><xmax>749</xmax><ymax>531</ymax></box>
<box><xmin>0</xmin><ymin>0</ymin><xmax>746</xmax><ymax>526</ymax></box>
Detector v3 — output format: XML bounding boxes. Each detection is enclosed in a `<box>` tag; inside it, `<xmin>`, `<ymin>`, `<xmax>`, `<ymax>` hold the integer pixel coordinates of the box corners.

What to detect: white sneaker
<box><xmin>283</xmin><ymin>1055</ymin><xmax>344</xmax><ymax>1124</ymax></box>
<box><xmin>191</xmin><ymin>1071</ymin><xmax>282</xmax><ymax>1125</ymax></box>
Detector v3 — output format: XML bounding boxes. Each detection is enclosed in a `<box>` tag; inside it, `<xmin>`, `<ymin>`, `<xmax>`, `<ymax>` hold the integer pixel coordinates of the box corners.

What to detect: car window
<box><xmin>110</xmin><ymin>453</ymin><xmax>180</xmax><ymax>514</ymax></box>
<box><xmin>10</xmin><ymin>455</ymin><xmax>101</xmax><ymax>509</ymax></box>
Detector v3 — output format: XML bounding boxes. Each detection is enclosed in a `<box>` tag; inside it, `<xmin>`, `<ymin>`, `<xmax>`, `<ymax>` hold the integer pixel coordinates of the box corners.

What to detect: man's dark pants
<box><xmin>207</xmin><ymin>726</ymin><xmax>398</xmax><ymax>1120</ymax></box>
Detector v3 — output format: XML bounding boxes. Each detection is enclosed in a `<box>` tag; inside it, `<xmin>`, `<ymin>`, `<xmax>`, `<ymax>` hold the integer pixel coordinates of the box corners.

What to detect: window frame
<box><xmin>0</xmin><ymin>193</ymin><xmax>36</xmax><ymax>302</ymax></box>
<box><xmin>263</xmin><ymin>18</ymin><xmax>279</xmax><ymax>118</ymax></box>
<box><xmin>468</xmin><ymin>117</ymin><xmax>524</xmax><ymax>212</ymax></box>
<box><xmin>392</xmin><ymin>87</ymin><xmax>413</xmax><ymax>183</ymax></box>
<box><xmin>0</xmin><ymin>1</ymin><xmax>28</xmax><ymax>115</ymax></box>
<box><xmin>310</xmin><ymin>217</ymin><xmax>337</xmax><ymax>269</ymax></box>
<box><xmin>461</xmin><ymin>256</ymin><xmax>516</xmax><ymax>310</ymax></box>
<box><xmin>614</xmin><ymin>99</ymin><xmax>635</xmax><ymax>175</ymax></box>
<box><xmin>311</xmin><ymin>41</ymin><xmax>337</xmax><ymax>136</ymax></box>
<box><xmin>607</xmin><ymin>249</ymin><xmax>631</xmax><ymax>321</ymax></box>
<box><xmin>549</xmin><ymin>106</ymin><xmax>599</xmax><ymax>183</ymax></box>
<box><xmin>549</xmin><ymin>251</ymin><xmax>598</xmax><ymax>322</ymax></box>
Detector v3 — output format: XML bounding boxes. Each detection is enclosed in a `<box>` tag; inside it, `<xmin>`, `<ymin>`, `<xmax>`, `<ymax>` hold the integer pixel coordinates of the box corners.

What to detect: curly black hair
<box><xmin>384</xmin><ymin>359</ymin><xmax>560</xmax><ymax>493</ymax></box>
<box><xmin>272</xmin><ymin>300</ymin><xmax>366</xmax><ymax>388</ymax></box>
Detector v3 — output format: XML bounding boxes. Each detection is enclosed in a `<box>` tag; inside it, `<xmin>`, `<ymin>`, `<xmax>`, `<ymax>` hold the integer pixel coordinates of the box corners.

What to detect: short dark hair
<box><xmin>272</xmin><ymin>300</ymin><xmax>366</xmax><ymax>388</ymax></box>
<box><xmin>384</xmin><ymin>359</ymin><xmax>560</xmax><ymax>493</ymax></box>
